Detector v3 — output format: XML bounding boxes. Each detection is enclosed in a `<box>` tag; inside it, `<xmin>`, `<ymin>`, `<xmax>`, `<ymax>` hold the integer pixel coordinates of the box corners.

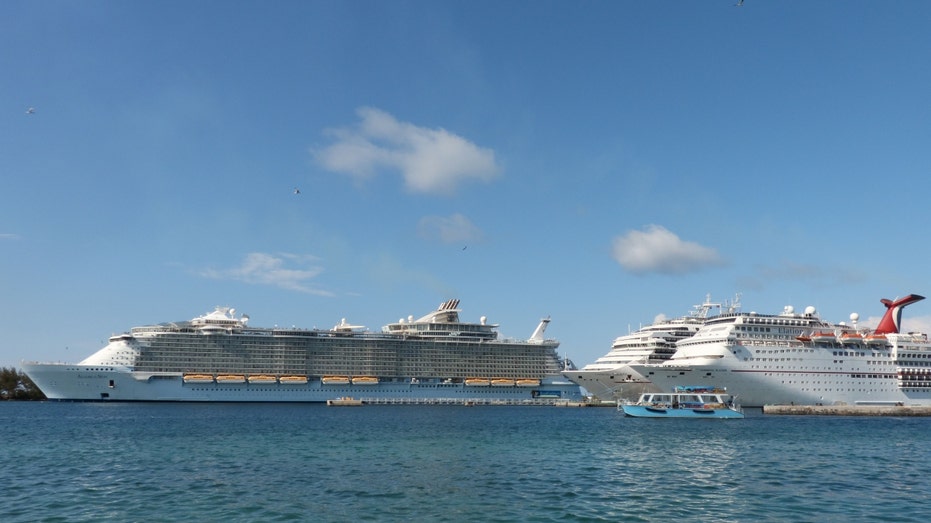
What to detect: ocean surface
<box><xmin>2</xmin><ymin>403</ymin><xmax>930</xmax><ymax>523</ymax></box>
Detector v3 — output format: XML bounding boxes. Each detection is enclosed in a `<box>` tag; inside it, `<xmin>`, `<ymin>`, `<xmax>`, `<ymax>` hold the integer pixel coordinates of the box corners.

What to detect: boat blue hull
<box><xmin>621</xmin><ymin>405</ymin><xmax>743</xmax><ymax>418</ymax></box>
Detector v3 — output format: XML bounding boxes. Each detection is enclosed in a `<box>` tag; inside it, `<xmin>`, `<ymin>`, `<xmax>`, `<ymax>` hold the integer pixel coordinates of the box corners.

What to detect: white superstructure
<box><xmin>563</xmin><ymin>295</ymin><xmax>738</xmax><ymax>401</ymax></box>
<box><xmin>630</xmin><ymin>294</ymin><xmax>931</xmax><ymax>407</ymax></box>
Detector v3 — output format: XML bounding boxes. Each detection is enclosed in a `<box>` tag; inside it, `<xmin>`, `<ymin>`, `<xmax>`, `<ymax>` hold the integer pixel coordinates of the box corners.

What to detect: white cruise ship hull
<box><xmin>561</xmin><ymin>367</ymin><xmax>660</xmax><ymax>402</ymax></box>
<box><xmin>635</xmin><ymin>363</ymin><xmax>931</xmax><ymax>408</ymax></box>
<box><xmin>633</xmin><ymin>350</ymin><xmax>931</xmax><ymax>408</ymax></box>
<box><xmin>23</xmin><ymin>363</ymin><xmax>582</xmax><ymax>404</ymax></box>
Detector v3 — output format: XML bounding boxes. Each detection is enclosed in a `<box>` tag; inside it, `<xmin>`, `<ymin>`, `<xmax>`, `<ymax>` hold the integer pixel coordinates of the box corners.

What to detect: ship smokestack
<box><xmin>874</xmin><ymin>294</ymin><xmax>925</xmax><ymax>335</ymax></box>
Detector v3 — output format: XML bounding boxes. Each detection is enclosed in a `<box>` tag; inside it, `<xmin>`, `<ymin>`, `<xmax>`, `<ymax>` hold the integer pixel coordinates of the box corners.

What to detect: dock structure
<box><xmin>353</xmin><ymin>397</ymin><xmax>579</xmax><ymax>406</ymax></box>
<box><xmin>763</xmin><ymin>404</ymin><xmax>931</xmax><ymax>416</ymax></box>
<box><xmin>326</xmin><ymin>397</ymin><xmax>364</xmax><ymax>406</ymax></box>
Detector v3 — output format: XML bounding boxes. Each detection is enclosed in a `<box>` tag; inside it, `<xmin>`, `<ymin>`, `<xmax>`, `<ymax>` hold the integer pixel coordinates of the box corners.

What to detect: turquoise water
<box><xmin>2</xmin><ymin>403</ymin><xmax>930</xmax><ymax>522</ymax></box>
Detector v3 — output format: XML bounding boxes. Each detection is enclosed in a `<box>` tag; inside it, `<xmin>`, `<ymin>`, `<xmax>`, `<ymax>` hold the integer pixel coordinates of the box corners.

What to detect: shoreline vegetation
<box><xmin>0</xmin><ymin>367</ymin><xmax>45</xmax><ymax>400</ymax></box>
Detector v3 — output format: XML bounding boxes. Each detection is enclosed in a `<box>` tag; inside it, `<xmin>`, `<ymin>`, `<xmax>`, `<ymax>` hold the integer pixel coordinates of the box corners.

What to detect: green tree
<box><xmin>0</xmin><ymin>367</ymin><xmax>46</xmax><ymax>400</ymax></box>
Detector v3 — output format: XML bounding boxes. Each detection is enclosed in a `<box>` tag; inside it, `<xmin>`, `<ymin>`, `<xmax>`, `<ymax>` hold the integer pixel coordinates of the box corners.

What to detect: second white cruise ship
<box><xmin>562</xmin><ymin>295</ymin><xmax>738</xmax><ymax>401</ymax></box>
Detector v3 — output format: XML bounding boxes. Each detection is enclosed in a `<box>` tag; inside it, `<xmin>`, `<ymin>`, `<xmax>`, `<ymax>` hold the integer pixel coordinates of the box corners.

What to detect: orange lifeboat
<box><xmin>839</xmin><ymin>332</ymin><xmax>864</xmax><ymax>345</ymax></box>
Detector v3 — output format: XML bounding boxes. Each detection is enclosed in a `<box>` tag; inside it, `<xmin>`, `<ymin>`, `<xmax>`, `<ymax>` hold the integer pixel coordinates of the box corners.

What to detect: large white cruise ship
<box><xmin>629</xmin><ymin>294</ymin><xmax>931</xmax><ymax>408</ymax></box>
<box><xmin>22</xmin><ymin>299</ymin><xmax>582</xmax><ymax>404</ymax></box>
<box><xmin>562</xmin><ymin>295</ymin><xmax>739</xmax><ymax>402</ymax></box>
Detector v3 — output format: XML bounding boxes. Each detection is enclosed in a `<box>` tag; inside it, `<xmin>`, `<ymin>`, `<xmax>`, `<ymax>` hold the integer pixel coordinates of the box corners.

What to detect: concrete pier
<box><xmin>763</xmin><ymin>404</ymin><xmax>931</xmax><ymax>416</ymax></box>
<box><xmin>357</xmin><ymin>397</ymin><xmax>577</xmax><ymax>406</ymax></box>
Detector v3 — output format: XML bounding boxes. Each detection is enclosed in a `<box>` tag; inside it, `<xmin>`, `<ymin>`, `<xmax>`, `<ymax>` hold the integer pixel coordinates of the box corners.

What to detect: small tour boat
<box><xmin>620</xmin><ymin>386</ymin><xmax>743</xmax><ymax>419</ymax></box>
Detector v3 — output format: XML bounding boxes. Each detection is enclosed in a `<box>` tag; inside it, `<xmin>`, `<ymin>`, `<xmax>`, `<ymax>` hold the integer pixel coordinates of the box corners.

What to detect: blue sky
<box><xmin>3</xmin><ymin>1</ymin><xmax>931</xmax><ymax>370</ymax></box>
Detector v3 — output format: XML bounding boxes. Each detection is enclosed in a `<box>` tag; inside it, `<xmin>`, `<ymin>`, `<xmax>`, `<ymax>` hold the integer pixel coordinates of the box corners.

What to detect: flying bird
<box><xmin>293</xmin><ymin>188</ymin><xmax>301</xmax><ymax>195</ymax></box>
<box><xmin>26</xmin><ymin>107</ymin><xmax>35</xmax><ymax>114</ymax></box>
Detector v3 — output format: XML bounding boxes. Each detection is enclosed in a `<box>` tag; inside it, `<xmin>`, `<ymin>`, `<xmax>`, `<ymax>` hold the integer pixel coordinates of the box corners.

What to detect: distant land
<box><xmin>0</xmin><ymin>367</ymin><xmax>45</xmax><ymax>400</ymax></box>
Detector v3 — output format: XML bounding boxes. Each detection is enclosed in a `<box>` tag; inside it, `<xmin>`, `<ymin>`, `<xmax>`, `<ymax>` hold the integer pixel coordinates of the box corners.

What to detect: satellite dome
<box><xmin>804</xmin><ymin>306</ymin><xmax>816</xmax><ymax>315</ymax></box>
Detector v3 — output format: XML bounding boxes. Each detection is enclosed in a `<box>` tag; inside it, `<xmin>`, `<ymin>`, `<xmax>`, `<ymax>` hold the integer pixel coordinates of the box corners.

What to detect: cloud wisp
<box><xmin>735</xmin><ymin>260</ymin><xmax>867</xmax><ymax>292</ymax></box>
<box><xmin>418</xmin><ymin>213</ymin><xmax>483</xmax><ymax>244</ymax></box>
<box><xmin>200</xmin><ymin>252</ymin><xmax>333</xmax><ymax>296</ymax></box>
<box><xmin>612</xmin><ymin>225</ymin><xmax>725</xmax><ymax>275</ymax></box>
<box><xmin>314</xmin><ymin>107</ymin><xmax>500</xmax><ymax>195</ymax></box>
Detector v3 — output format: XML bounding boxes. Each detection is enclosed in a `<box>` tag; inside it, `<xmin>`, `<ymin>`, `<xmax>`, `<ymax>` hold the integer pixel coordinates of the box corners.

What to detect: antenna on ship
<box><xmin>693</xmin><ymin>294</ymin><xmax>724</xmax><ymax>318</ymax></box>
<box><xmin>726</xmin><ymin>293</ymin><xmax>742</xmax><ymax>314</ymax></box>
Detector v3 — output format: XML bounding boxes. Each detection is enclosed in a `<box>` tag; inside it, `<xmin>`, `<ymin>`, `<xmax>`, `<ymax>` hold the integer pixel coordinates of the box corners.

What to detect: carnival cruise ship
<box><xmin>562</xmin><ymin>295</ymin><xmax>739</xmax><ymax>401</ymax></box>
<box><xmin>22</xmin><ymin>299</ymin><xmax>582</xmax><ymax>404</ymax></box>
<box><xmin>630</xmin><ymin>294</ymin><xmax>931</xmax><ymax>408</ymax></box>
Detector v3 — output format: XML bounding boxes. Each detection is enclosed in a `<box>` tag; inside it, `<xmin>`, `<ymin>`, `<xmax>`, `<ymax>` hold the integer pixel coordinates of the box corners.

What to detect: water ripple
<box><xmin>2</xmin><ymin>404</ymin><xmax>931</xmax><ymax>522</ymax></box>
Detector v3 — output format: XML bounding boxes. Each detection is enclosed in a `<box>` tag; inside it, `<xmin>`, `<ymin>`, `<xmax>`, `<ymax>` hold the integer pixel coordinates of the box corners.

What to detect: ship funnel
<box><xmin>874</xmin><ymin>294</ymin><xmax>925</xmax><ymax>335</ymax></box>
<box><xmin>439</xmin><ymin>299</ymin><xmax>460</xmax><ymax>310</ymax></box>
<box><xmin>529</xmin><ymin>316</ymin><xmax>551</xmax><ymax>343</ymax></box>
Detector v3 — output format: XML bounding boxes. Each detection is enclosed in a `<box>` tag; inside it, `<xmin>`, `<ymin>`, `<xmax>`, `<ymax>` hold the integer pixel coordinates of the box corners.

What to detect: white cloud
<box><xmin>200</xmin><ymin>252</ymin><xmax>333</xmax><ymax>296</ymax></box>
<box><xmin>0</xmin><ymin>233</ymin><xmax>20</xmax><ymax>240</ymax></box>
<box><xmin>418</xmin><ymin>213</ymin><xmax>483</xmax><ymax>244</ymax></box>
<box><xmin>314</xmin><ymin>107</ymin><xmax>500</xmax><ymax>195</ymax></box>
<box><xmin>896</xmin><ymin>314</ymin><xmax>931</xmax><ymax>334</ymax></box>
<box><xmin>612</xmin><ymin>225</ymin><xmax>724</xmax><ymax>275</ymax></box>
